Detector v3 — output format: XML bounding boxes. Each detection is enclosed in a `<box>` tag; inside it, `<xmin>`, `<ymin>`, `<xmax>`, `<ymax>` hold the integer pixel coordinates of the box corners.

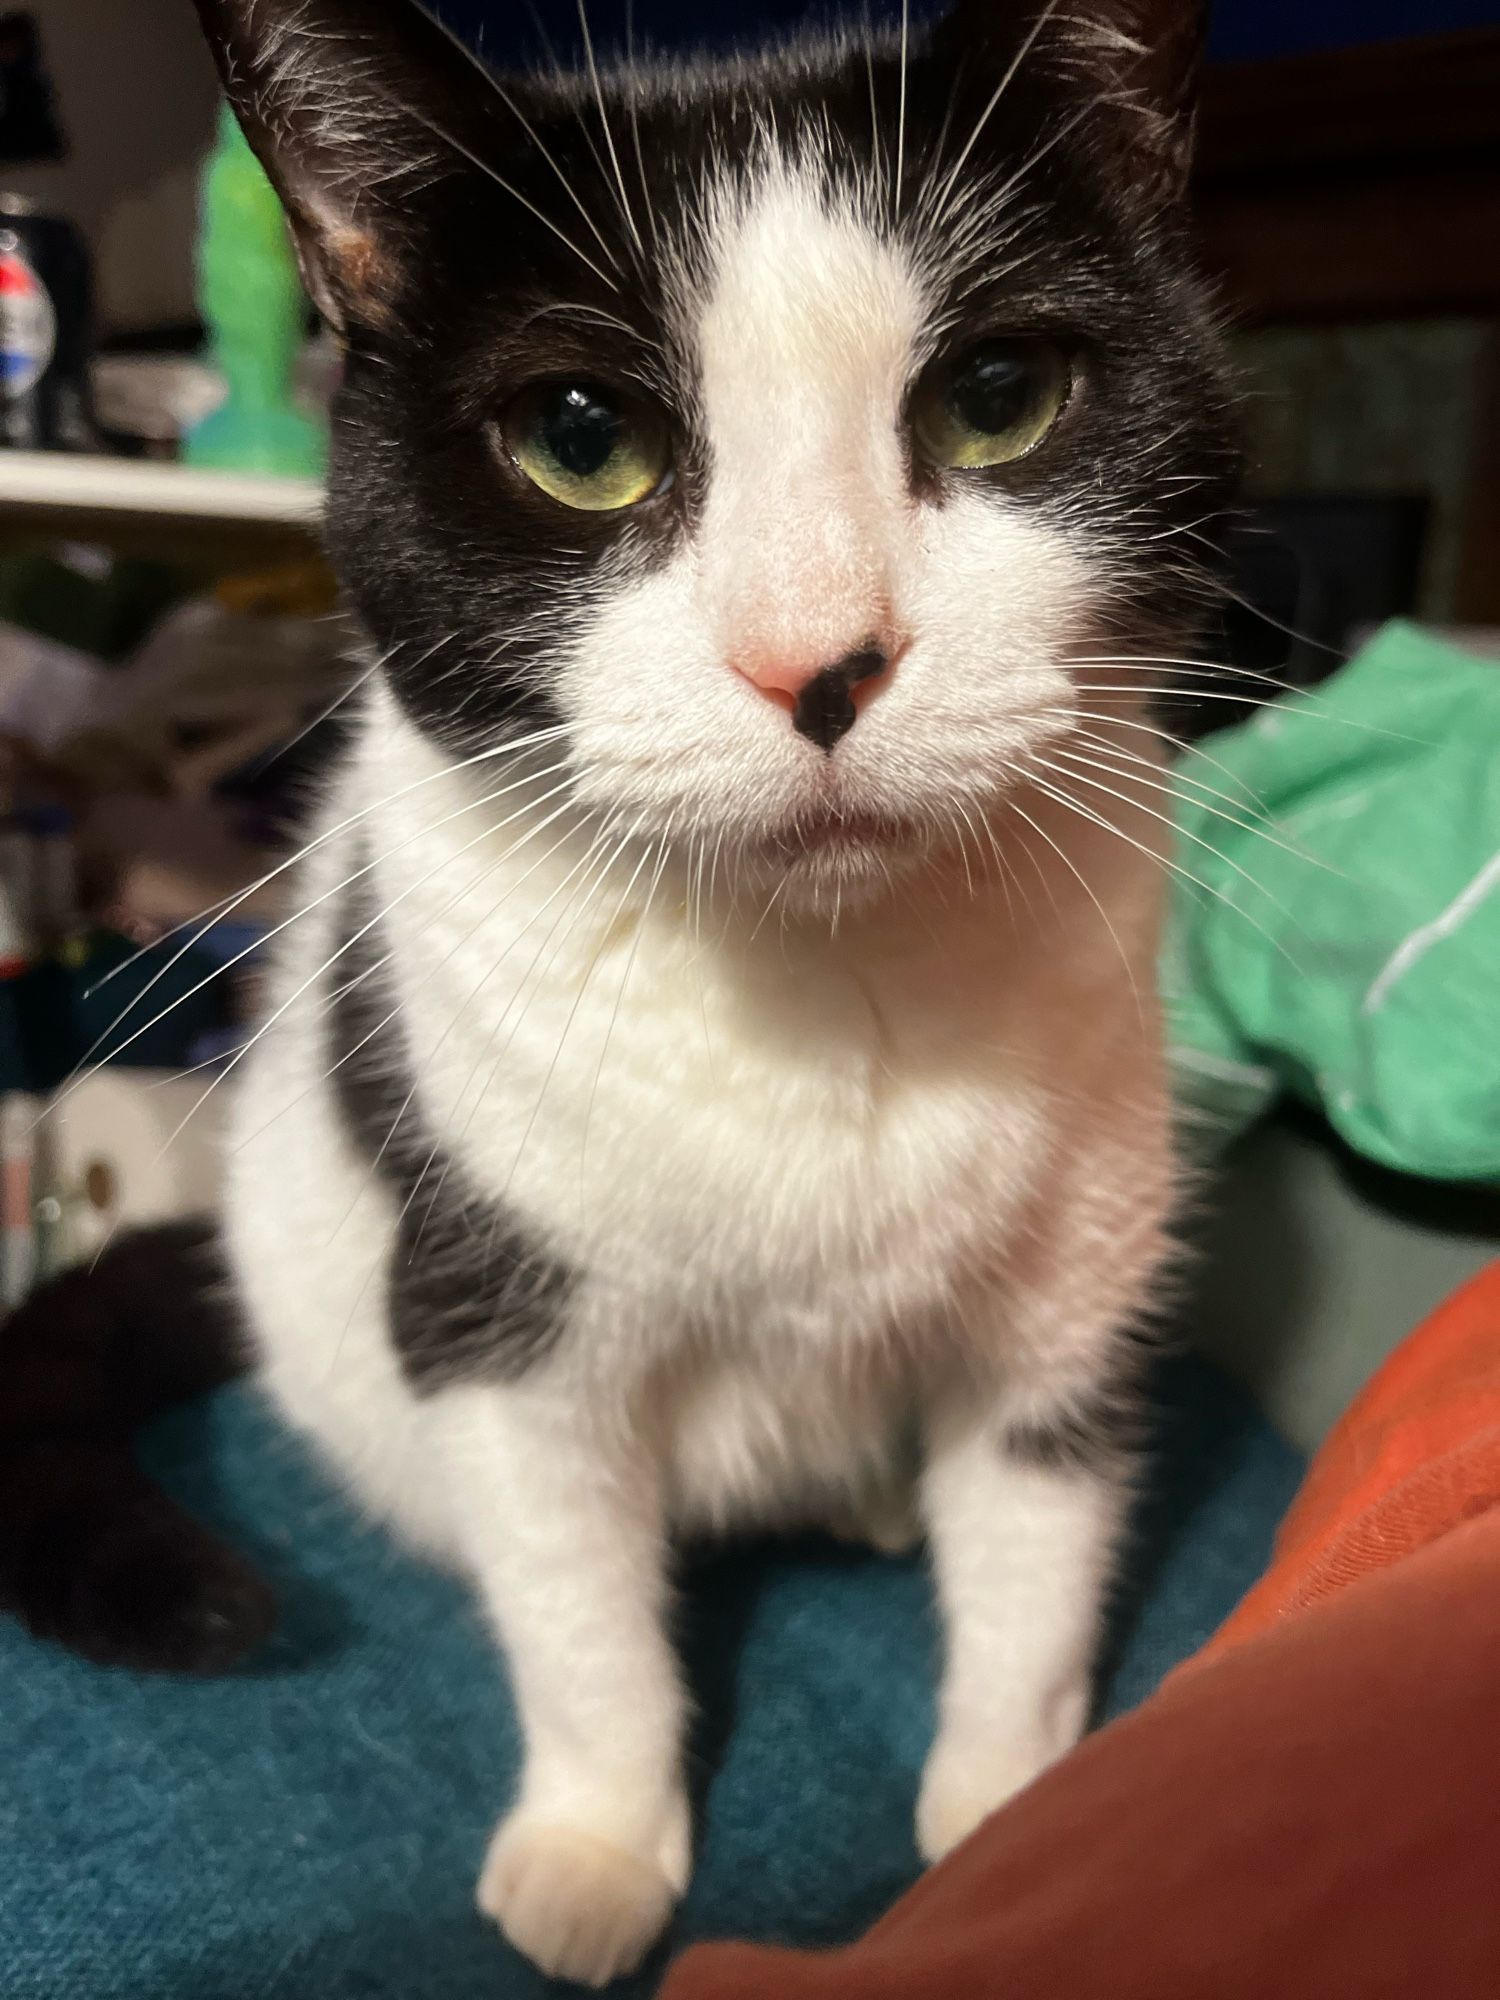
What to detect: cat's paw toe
<box><xmin>477</xmin><ymin>1817</ymin><xmax>677</xmax><ymax>1987</ymax></box>
<box><xmin>916</xmin><ymin>1700</ymin><xmax>1085</xmax><ymax>1864</ymax></box>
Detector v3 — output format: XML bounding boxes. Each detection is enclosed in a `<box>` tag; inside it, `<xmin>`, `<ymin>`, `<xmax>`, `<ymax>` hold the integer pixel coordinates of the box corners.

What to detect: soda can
<box><xmin>0</xmin><ymin>192</ymin><xmax>97</xmax><ymax>451</ymax></box>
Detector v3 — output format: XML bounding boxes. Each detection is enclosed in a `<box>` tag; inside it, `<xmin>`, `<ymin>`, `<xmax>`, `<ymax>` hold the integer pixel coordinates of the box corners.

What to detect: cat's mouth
<box><xmin>772</xmin><ymin>806</ymin><xmax>920</xmax><ymax>858</ymax></box>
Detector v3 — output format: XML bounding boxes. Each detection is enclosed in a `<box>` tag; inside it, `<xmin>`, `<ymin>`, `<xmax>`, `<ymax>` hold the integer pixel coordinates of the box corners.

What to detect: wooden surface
<box><xmin>1196</xmin><ymin>29</ymin><xmax>1500</xmax><ymax>322</ymax></box>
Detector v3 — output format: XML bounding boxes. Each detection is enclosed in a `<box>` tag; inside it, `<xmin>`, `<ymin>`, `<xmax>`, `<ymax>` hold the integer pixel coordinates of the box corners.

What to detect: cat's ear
<box><xmin>936</xmin><ymin>0</ymin><xmax>1207</xmax><ymax>205</ymax></box>
<box><xmin>1063</xmin><ymin>0</ymin><xmax>1207</xmax><ymax>201</ymax></box>
<box><xmin>192</xmin><ymin>0</ymin><xmax>503</xmax><ymax>331</ymax></box>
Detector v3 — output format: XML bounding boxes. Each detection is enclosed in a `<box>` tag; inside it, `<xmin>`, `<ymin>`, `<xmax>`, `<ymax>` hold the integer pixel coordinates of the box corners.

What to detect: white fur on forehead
<box><xmin>690</xmin><ymin>155</ymin><xmax>930</xmax><ymax>671</ymax></box>
<box><xmin>694</xmin><ymin>151</ymin><xmax>924</xmax><ymax>378</ymax></box>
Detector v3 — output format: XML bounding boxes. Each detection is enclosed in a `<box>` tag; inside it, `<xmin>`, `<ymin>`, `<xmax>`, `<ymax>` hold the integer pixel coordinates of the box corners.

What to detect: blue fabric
<box><xmin>0</xmin><ymin>1356</ymin><xmax>1302</xmax><ymax>1998</ymax></box>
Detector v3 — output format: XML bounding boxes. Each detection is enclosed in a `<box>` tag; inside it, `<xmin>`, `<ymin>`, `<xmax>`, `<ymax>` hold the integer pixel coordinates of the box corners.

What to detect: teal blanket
<box><xmin>0</xmin><ymin>1357</ymin><xmax>1299</xmax><ymax>1997</ymax></box>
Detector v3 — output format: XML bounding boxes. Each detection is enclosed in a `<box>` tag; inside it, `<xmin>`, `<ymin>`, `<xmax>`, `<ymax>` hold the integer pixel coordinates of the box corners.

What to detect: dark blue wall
<box><xmin>1207</xmin><ymin>0</ymin><xmax>1497</xmax><ymax>61</ymax></box>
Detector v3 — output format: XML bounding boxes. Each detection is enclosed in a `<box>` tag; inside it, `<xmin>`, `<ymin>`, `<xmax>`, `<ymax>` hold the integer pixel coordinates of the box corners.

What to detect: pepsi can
<box><xmin>0</xmin><ymin>193</ymin><xmax>96</xmax><ymax>450</ymax></box>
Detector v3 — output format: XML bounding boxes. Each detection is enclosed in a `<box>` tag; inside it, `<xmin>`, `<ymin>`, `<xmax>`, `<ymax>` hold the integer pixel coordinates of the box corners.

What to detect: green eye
<box><xmin>503</xmin><ymin>381</ymin><xmax>670</xmax><ymax>510</ymax></box>
<box><xmin>912</xmin><ymin>339</ymin><xmax>1070</xmax><ymax>470</ymax></box>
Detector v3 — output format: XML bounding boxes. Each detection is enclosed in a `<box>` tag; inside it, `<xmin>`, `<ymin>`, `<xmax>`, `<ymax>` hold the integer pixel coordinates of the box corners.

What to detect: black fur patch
<box><xmin>1001</xmin><ymin>1391</ymin><xmax>1143</xmax><ymax>1480</ymax></box>
<box><xmin>325</xmin><ymin>873</ymin><xmax>575</xmax><ymax>1392</ymax></box>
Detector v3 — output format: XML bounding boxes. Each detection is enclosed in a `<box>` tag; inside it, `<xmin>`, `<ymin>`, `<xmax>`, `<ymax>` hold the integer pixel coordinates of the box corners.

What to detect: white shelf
<box><xmin>0</xmin><ymin>452</ymin><xmax>323</xmax><ymax>534</ymax></box>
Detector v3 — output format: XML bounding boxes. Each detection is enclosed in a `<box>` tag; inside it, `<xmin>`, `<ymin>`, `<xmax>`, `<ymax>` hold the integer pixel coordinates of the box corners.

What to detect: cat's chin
<box><xmin>778</xmin><ymin>807</ymin><xmax>921</xmax><ymax>856</ymax></box>
<box><xmin>727</xmin><ymin>810</ymin><xmax>936</xmax><ymax>919</ymax></box>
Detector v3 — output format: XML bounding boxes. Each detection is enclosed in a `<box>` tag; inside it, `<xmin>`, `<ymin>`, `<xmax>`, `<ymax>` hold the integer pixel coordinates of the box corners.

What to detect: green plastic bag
<box><xmin>1163</xmin><ymin>622</ymin><xmax>1500</xmax><ymax>1183</ymax></box>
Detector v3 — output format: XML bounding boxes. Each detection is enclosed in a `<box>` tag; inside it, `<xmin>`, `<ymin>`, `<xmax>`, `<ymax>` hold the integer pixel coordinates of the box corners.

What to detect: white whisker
<box><xmin>580</xmin><ymin>827</ymin><xmax>672</xmax><ymax>1196</ymax></box>
<box><xmin>1067</xmin><ymin>679</ymin><xmax>1426</xmax><ymax>745</ymax></box>
<box><xmin>926</xmin><ymin>0</ymin><xmax>1064</xmax><ymax>224</ymax></box>
<box><xmin>493</xmin><ymin>816</ymin><xmax>660</xmax><ymax>1222</ymax></box>
<box><xmin>401</xmin><ymin>100</ymin><xmax>622</xmax><ymax>293</ymax></box>
<box><xmin>1002</xmin><ymin>791</ymin><xmax>1146</xmax><ymax>1032</ymax></box>
<box><xmin>82</xmin><ymin>716</ymin><xmax>569</xmax><ymax>1011</ymax></box>
<box><xmin>414</xmin><ymin>814</ymin><xmax>648</xmax><ymax>1244</ymax></box>
<box><xmin>1057</xmin><ymin>732</ymin><xmax>1345</xmax><ymax>878</ymax></box>
<box><xmin>576</xmin><ymin>0</ymin><xmax>643</xmax><ymax>256</ymax></box>
<box><xmin>895</xmin><ymin>0</ymin><xmax>910</xmax><ymax>216</ymax></box>
<box><xmin>346</xmin><ymin>820</ymin><xmax>624</xmax><ymax>1262</ymax></box>
<box><xmin>411</xmin><ymin>0</ymin><xmax>627</xmax><ymax>275</ymax></box>
<box><xmin>1033</xmin><ymin>751</ymin><xmax>1311</xmax><ymax>934</ymax></box>
<box><xmin>1024</xmin><ymin>767</ymin><xmax>1307</xmax><ymax>973</ymax></box>
<box><xmin>622</xmin><ymin>0</ymin><xmax>659</xmax><ymax>249</ymax></box>
<box><xmin>862</xmin><ymin>11</ymin><xmax>888</xmax><ymax>210</ymax></box>
<box><xmin>1038</xmin><ymin>704</ymin><xmax>1269</xmax><ymax>814</ymax></box>
<box><xmin>146</xmin><ymin>772</ymin><xmax>590</xmax><ymax>1175</ymax></box>
<box><xmin>236</xmin><ymin>793</ymin><xmax>597</xmax><ymax>1159</ymax></box>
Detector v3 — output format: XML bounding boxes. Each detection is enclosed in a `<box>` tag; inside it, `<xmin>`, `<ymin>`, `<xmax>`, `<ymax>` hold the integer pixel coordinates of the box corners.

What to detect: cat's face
<box><xmin>198</xmin><ymin>0</ymin><xmax>1234</xmax><ymax>914</ymax></box>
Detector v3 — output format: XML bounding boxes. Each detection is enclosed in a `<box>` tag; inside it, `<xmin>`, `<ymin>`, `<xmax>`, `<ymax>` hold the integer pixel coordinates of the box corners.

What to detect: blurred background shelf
<box><xmin>0</xmin><ymin>453</ymin><xmax>323</xmax><ymax>561</ymax></box>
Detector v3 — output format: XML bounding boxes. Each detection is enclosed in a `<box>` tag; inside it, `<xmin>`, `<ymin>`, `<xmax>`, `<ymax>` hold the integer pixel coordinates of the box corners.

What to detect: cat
<box><xmin>4</xmin><ymin>0</ymin><xmax>1236</xmax><ymax>1983</ymax></box>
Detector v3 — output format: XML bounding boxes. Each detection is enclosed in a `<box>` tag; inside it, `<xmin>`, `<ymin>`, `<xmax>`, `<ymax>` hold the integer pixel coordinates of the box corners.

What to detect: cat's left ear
<box><xmin>192</xmin><ymin>0</ymin><xmax>524</xmax><ymax>334</ymax></box>
<box><xmin>937</xmin><ymin>0</ymin><xmax>1207</xmax><ymax>205</ymax></box>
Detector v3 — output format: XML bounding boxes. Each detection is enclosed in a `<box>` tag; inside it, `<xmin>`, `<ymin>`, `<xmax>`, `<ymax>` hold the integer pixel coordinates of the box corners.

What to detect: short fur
<box><xmin>135</xmin><ymin>0</ymin><xmax>1237</xmax><ymax>1980</ymax></box>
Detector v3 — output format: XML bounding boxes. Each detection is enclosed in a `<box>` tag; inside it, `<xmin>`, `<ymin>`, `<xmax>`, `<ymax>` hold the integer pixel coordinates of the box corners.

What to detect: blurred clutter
<box><xmin>0</xmin><ymin>537</ymin><xmax>352</xmax><ymax>1306</ymax></box>
<box><xmin>1</xmin><ymin>15</ymin><xmax>97</xmax><ymax>453</ymax></box>
<box><xmin>0</xmin><ymin>8</ymin><xmax>341</xmax><ymax>1313</ymax></box>
<box><xmin>1</xmin><ymin>10</ymin><xmax>333</xmax><ymax>466</ymax></box>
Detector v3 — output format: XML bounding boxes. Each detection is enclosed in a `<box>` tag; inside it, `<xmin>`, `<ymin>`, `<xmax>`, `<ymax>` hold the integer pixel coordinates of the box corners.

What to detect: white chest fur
<box><xmin>366</xmin><ymin>696</ymin><xmax>1126</xmax><ymax>1344</ymax></box>
<box><xmin>228</xmin><ymin>691</ymin><xmax>1165</xmax><ymax>1544</ymax></box>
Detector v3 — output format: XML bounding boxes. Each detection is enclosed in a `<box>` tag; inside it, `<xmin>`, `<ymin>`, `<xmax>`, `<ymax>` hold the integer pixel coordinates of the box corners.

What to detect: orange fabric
<box><xmin>664</xmin><ymin>1264</ymin><xmax>1500</xmax><ymax>2000</ymax></box>
<box><xmin>1195</xmin><ymin>1257</ymin><xmax>1500</xmax><ymax>1663</ymax></box>
<box><xmin>663</xmin><ymin>1512</ymin><xmax>1500</xmax><ymax>2000</ymax></box>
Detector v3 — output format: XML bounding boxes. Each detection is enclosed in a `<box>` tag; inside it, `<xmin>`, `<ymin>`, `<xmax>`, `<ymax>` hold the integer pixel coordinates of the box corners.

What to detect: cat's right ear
<box><xmin>933</xmin><ymin>0</ymin><xmax>1208</xmax><ymax>206</ymax></box>
<box><xmin>192</xmin><ymin>0</ymin><xmax>502</xmax><ymax>332</ymax></box>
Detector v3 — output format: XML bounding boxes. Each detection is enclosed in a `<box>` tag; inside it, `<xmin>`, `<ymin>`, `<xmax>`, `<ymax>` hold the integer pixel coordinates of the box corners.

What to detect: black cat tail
<box><xmin>0</xmin><ymin>1221</ymin><xmax>275</xmax><ymax>1673</ymax></box>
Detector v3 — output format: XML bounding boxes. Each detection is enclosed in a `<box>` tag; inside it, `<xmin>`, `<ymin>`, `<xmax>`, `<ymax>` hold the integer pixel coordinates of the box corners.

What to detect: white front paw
<box><xmin>478</xmin><ymin>1808</ymin><xmax>684</xmax><ymax>1988</ymax></box>
<box><xmin>916</xmin><ymin>1687</ymin><xmax>1088</xmax><ymax>1864</ymax></box>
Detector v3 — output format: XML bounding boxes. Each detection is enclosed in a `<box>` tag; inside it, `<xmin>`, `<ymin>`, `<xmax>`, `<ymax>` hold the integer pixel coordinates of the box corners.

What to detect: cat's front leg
<box><xmin>916</xmin><ymin>1206</ymin><xmax>1164</xmax><ymax>1864</ymax></box>
<box><xmin>916</xmin><ymin>1376</ymin><xmax>1129</xmax><ymax>1861</ymax></box>
<box><xmin>916</xmin><ymin>1116</ymin><xmax>1166</xmax><ymax>1861</ymax></box>
<box><xmin>431</xmin><ymin>1377</ymin><xmax>688</xmax><ymax>1987</ymax></box>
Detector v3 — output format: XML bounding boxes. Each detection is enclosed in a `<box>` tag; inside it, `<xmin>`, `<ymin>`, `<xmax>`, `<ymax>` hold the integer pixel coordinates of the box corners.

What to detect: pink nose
<box><xmin>732</xmin><ymin>644</ymin><xmax>893</xmax><ymax>751</ymax></box>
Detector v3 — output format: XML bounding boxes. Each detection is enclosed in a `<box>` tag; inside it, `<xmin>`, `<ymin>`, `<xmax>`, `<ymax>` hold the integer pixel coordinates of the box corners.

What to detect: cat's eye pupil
<box><xmin>503</xmin><ymin>379</ymin><xmax>667</xmax><ymax>510</ymax></box>
<box><xmin>948</xmin><ymin>348</ymin><xmax>1032</xmax><ymax>438</ymax></box>
<box><xmin>540</xmin><ymin>386</ymin><xmax>623</xmax><ymax>477</ymax></box>
<box><xmin>912</xmin><ymin>337</ymin><xmax>1068</xmax><ymax>472</ymax></box>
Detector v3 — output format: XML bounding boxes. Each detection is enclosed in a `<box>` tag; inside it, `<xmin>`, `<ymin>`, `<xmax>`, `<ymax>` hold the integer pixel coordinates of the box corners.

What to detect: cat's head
<box><xmin>196</xmin><ymin>0</ymin><xmax>1235</xmax><ymax>915</ymax></box>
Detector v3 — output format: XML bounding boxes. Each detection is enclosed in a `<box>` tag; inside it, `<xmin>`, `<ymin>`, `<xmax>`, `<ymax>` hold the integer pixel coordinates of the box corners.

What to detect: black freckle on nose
<box><xmin>791</xmin><ymin>647</ymin><xmax>887</xmax><ymax>752</ymax></box>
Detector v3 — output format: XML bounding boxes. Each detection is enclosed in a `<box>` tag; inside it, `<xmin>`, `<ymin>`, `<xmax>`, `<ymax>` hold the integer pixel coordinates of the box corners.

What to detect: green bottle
<box><xmin>185</xmin><ymin>103</ymin><xmax>326</xmax><ymax>479</ymax></box>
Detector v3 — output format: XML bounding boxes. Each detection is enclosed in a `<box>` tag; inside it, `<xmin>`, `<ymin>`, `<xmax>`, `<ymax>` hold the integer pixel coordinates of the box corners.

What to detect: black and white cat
<box><xmin>185</xmin><ymin>0</ymin><xmax>1232</xmax><ymax>1981</ymax></box>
